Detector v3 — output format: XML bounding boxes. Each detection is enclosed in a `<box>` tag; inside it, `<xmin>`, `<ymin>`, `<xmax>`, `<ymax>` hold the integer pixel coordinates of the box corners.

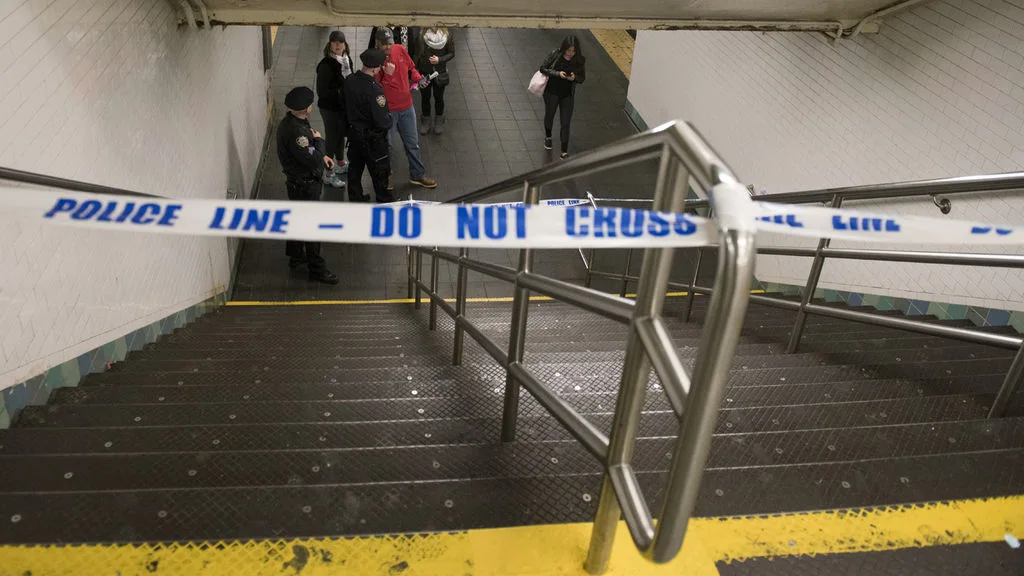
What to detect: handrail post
<box><xmin>989</xmin><ymin>344</ymin><xmax>1024</xmax><ymax>418</ymax></box>
<box><xmin>586</xmin><ymin>150</ymin><xmax>687</xmax><ymax>574</ymax></box>
<box><xmin>682</xmin><ymin>247</ymin><xmax>704</xmax><ymax>322</ymax></box>
<box><xmin>414</xmin><ymin>249</ymin><xmax>423</xmax><ymax>309</ymax></box>
<box><xmin>453</xmin><ymin>247</ymin><xmax>470</xmax><ymax>365</ymax></box>
<box><xmin>648</xmin><ymin>191</ymin><xmax>756</xmax><ymax>562</ymax></box>
<box><xmin>786</xmin><ymin>194</ymin><xmax>842</xmax><ymax>353</ymax></box>
<box><xmin>501</xmin><ymin>181</ymin><xmax>540</xmax><ymax>442</ymax></box>
<box><xmin>429</xmin><ymin>248</ymin><xmax>440</xmax><ymax>330</ymax></box>
<box><xmin>406</xmin><ymin>247</ymin><xmax>415</xmax><ymax>299</ymax></box>
<box><xmin>584</xmin><ymin>248</ymin><xmax>596</xmax><ymax>288</ymax></box>
<box><xmin>619</xmin><ymin>249</ymin><xmax>633</xmax><ymax>297</ymax></box>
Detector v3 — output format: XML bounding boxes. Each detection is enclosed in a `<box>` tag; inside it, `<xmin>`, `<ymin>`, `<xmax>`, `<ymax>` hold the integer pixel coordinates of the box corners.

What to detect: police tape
<box><xmin>0</xmin><ymin>185</ymin><xmax>1019</xmax><ymax>249</ymax></box>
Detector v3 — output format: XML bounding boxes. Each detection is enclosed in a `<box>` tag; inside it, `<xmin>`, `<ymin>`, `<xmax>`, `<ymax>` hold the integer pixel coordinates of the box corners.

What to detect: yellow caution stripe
<box><xmin>2</xmin><ymin>495</ymin><xmax>1021</xmax><ymax>575</ymax></box>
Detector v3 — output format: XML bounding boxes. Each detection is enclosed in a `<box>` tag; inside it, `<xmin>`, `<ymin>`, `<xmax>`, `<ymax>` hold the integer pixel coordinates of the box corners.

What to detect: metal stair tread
<box><xmin>0</xmin><ymin>449</ymin><xmax>1020</xmax><ymax>544</ymax></box>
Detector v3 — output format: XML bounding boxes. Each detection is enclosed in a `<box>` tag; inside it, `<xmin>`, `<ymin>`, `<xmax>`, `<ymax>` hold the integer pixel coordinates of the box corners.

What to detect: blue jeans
<box><xmin>388</xmin><ymin>106</ymin><xmax>425</xmax><ymax>180</ymax></box>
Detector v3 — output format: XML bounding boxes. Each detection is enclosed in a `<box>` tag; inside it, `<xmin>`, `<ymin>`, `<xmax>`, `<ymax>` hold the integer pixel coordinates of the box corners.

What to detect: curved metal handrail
<box><xmin>409</xmin><ymin>120</ymin><xmax>755</xmax><ymax>571</ymax></box>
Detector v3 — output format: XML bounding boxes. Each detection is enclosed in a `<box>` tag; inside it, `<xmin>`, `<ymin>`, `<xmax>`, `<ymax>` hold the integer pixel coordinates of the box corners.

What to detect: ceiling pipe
<box><xmin>176</xmin><ymin>0</ymin><xmax>197</xmax><ymax>28</ymax></box>
<box><xmin>846</xmin><ymin>0</ymin><xmax>931</xmax><ymax>37</ymax></box>
<box><xmin>322</xmin><ymin>0</ymin><xmax>866</xmax><ymax>34</ymax></box>
<box><xmin>192</xmin><ymin>0</ymin><xmax>212</xmax><ymax>29</ymax></box>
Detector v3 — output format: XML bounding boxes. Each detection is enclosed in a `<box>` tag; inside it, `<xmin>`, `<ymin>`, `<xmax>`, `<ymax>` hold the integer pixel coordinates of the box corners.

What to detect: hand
<box><xmin>311</xmin><ymin>129</ymin><xmax>322</xmax><ymax>138</ymax></box>
<box><xmin>559</xmin><ymin>71</ymin><xmax>567</xmax><ymax>79</ymax></box>
<box><xmin>384</xmin><ymin>62</ymin><xmax>395</xmax><ymax>75</ymax></box>
<box><xmin>568</xmin><ymin>72</ymin><xmax>575</xmax><ymax>81</ymax></box>
<box><xmin>429</xmin><ymin>55</ymin><xmax>439</xmax><ymax>65</ymax></box>
<box><xmin>323</xmin><ymin>156</ymin><xmax>335</xmax><ymax>170</ymax></box>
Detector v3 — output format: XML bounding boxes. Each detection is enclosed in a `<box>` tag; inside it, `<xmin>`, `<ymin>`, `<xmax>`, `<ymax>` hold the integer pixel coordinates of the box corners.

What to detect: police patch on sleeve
<box><xmin>376</xmin><ymin>95</ymin><xmax>387</xmax><ymax>108</ymax></box>
<box><xmin>296</xmin><ymin>136</ymin><xmax>309</xmax><ymax>147</ymax></box>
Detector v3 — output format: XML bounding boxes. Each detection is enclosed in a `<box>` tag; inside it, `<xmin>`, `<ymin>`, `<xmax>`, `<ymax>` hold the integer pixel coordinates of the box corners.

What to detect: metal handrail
<box><xmin>586</xmin><ymin>175</ymin><xmax>1024</xmax><ymax>420</ymax></box>
<box><xmin>407</xmin><ymin>120</ymin><xmax>754</xmax><ymax>571</ymax></box>
<box><xmin>0</xmin><ymin>166</ymin><xmax>162</xmax><ymax>198</ymax></box>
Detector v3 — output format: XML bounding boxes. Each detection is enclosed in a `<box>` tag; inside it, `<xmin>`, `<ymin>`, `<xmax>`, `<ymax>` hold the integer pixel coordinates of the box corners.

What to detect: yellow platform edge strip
<box><xmin>225</xmin><ymin>290</ymin><xmax>765</xmax><ymax>307</ymax></box>
<box><xmin>2</xmin><ymin>495</ymin><xmax>1021</xmax><ymax>575</ymax></box>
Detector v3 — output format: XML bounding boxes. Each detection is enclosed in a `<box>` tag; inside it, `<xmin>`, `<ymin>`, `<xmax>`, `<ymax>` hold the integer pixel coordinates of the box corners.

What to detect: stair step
<box><xmin>51</xmin><ymin>374</ymin><xmax>1002</xmax><ymax>406</ymax></box>
<box><xmin>15</xmin><ymin>393</ymin><xmax>992</xmax><ymax>433</ymax></box>
<box><xmin>3</xmin><ymin>418</ymin><xmax>1021</xmax><ymax>493</ymax></box>
<box><xmin>0</xmin><ymin>449</ymin><xmax>1019</xmax><ymax>543</ymax></box>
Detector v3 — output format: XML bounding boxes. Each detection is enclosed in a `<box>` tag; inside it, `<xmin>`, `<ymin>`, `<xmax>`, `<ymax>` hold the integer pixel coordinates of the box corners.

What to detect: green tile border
<box><xmin>758</xmin><ymin>282</ymin><xmax>1021</xmax><ymax>332</ymax></box>
<box><xmin>0</xmin><ymin>292</ymin><xmax>226</xmax><ymax>428</ymax></box>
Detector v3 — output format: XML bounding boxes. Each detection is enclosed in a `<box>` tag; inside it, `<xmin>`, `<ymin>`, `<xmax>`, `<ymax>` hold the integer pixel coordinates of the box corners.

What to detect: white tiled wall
<box><xmin>0</xmin><ymin>0</ymin><xmax>268</xmax><ymax>389</ymax></box>
<box><xmin>629</xmin><ymin>0</ymin><xmax>1024</xmax><ymax>312</ymax></box>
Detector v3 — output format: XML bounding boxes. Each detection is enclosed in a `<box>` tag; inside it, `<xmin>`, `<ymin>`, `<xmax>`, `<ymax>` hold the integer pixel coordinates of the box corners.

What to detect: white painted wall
<box><xmin>629</xmin><ymin>0</ymin><xmax>1024</xmax><ymax>312</ymax></box>
<box><xmin>0</xmin><ymin>0</ymin><xmax>269</xmax><ymax>389</ymax></box>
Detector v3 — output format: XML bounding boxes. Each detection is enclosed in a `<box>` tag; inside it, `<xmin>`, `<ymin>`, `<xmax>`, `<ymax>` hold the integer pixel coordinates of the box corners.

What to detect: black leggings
<box><xmin>421</xmin><ymin>83</ymin><xmax>446</xmax><ymax>116</ymax></box>
<box><xmin>319</xmin><ymin>107</ymin><xmax>348</xmax><ymax>162</ymax></box>
<box><xmin>543</xmin><ymin>92</ymin><xmax>574</xmax><ymax>153</ymax></box>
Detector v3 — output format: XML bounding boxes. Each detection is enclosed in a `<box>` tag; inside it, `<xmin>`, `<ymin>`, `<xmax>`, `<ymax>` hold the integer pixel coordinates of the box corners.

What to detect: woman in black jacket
<box><xmin>414</xmin><ymin>27</ymin><xmax>455</xmax><ymax>135</ymax></box>
<box><xmin>540</xmin><ymin>35</ymin><xmax>586</xmax><ymax>158</ymax></box>
<box><xmin>315</xmin><ymin>30</ymin><xmax>354</xmax><ymax>187</ymax></box>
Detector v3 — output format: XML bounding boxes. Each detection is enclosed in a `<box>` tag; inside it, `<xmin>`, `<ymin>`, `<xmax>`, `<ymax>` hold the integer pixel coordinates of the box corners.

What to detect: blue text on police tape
<box><xmin>209</xmin><ymin>207</ymin><xmax>290</xmax><ymax>234</ymax></box>
<box><xmin>458</xmin><ymin>205</ymin><xmax>528</xmax><ymax>239</ymax></box>
<box><xmin>44</xmin><ymin>198</ymin><xmax>182</xmax><ymax>226</ymax></box>
<box><xmin>372</xmin><ymin>205</ymin><xmax>423</xmax><ymax>239</ymax></box>
<box><xmin>832</xmin><ymin>215</ymin><xmax>900</xmax><ymax>232</ymax></box>
<box><xmin>566</xmin><ymin>207</ymin><xmax>698</xmax><ymax>238</ymax></box>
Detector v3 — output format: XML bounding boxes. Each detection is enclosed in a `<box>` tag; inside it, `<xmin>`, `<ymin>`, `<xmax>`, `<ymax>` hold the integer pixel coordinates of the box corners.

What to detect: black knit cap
<box><xmin>328</xmin><ymin>30</ymin><xmax>346</xmax><ymax>43</ymax></box>
<box><xmin>360</xmin><ymin>48</ymin><xmax>386</xmax><ymax>68</ymax></box>
<box><xmin>284</xmin><ymin>87</ymin><xmax>315</xmax><ymax>110</ymax></box>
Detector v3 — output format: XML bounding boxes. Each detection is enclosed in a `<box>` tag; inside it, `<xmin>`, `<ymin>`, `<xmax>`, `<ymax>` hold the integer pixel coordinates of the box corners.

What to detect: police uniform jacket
<box><xmin>344</xmin><ymin>70</ymin><xmax>392</xmax><ymax>139</ymax></box>
<box><xmin>276</xmin><ymin>113</ymin><xmax>327</xmax><ymax>183</ymax></box>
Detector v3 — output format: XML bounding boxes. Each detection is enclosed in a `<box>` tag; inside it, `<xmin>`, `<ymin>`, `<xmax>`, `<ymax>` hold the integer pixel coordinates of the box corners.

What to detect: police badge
<box><xmin>376</xmin><ymin>95</ymin><xmax>387</xmax><ymax>108</ymax></box>
<box><xmin>296</xmin><ymin>136</ymin><xmax>309</xmax><ymax>147</ymax></box>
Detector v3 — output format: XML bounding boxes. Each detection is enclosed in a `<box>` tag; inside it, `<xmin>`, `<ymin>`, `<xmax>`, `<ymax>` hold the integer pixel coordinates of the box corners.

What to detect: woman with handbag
<box><xmin>414</xmin><ymin>27</ymin><xmax>455</xmax><ymax>135</ymax></box>
<box><xmin>539</xmin><ymin>35</ymin><xmax>586</xmax><ymax>159</ymax></box>
<box><xmin>315</xmin><ymin>30</ymin><xmax>355</xmax><ymax>188</ymax></box>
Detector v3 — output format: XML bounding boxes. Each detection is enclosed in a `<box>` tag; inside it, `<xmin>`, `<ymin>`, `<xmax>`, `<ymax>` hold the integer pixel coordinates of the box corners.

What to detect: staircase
<box><xmin>1</xmin><ymin>295</ymin><xmax>1021</xmax><ymax>543</ymax></box>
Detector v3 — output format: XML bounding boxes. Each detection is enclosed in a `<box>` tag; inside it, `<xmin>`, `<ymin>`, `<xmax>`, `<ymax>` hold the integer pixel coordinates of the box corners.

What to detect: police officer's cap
<box><xmin>284</xmin><ymin>87</ymin><xmax>315</xmax><ymax>110</ymax></box>
<box><xmin>360</xmin><ymin>49</ymin><xmax>386</xmax><ymax>68</ymax></box>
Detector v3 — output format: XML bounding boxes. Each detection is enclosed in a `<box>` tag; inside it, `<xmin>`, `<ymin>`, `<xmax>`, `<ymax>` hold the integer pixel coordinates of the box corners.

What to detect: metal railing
<box><xmin>587</xmin><ymin>172</ymin><xmax>1024</xmax><ymax>419</ymax></box>
<box><xmin>407</xmin><ymin>120</ymin><xmax>755</xmax><ymax>571</ymax></box>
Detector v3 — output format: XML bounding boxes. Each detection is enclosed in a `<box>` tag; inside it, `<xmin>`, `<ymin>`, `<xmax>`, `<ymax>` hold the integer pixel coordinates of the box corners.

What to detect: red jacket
<box><xmin>375</xmin><ymin>44</ymin><xmax>422</xmax><ymax>113</ymax></box>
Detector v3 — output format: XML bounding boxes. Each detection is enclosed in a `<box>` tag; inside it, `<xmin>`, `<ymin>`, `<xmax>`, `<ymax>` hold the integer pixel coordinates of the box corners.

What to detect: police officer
<box><xmin>345</xmin><ymin>49</ymin><xmax>394</xmax><ymax>203</ymax></box>
<box><xmin>277</xmin><ymin>86</ymin><xmax>339</xmax><ymax>285</ymax></box>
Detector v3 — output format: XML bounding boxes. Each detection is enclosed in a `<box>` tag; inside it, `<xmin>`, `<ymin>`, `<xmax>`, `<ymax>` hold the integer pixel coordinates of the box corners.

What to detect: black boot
<box><xmin>309</xmin><ymin>269</ymin><xmax>340</xmax><ymax>285</ymax></box>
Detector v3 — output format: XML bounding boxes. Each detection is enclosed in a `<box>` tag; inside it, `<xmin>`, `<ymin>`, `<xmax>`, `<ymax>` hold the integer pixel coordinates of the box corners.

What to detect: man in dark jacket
<box><xmin>277</xmin><ymin>86</ymin><xmax>339</xmax><ymax>284</ymax></box>
<box><xmin>345</xmin><ymin>49</ymin><xmax>394</xmax><ymax>203</ymax></box>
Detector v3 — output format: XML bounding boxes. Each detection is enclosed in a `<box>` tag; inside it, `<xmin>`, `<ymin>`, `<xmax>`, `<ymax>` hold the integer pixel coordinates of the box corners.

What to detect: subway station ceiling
<box><xmin>178</xmin><ymin>0</ymin><xmax>931</xmax><ymax>34</ymax></box>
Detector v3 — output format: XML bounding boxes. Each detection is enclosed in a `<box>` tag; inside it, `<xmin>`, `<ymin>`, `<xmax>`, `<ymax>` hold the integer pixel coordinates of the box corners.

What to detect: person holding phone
<box><xmin>414</xmin><ymin>27</ymin><xmax>455</xmax><ymax>135</ymax></box>
<box><xmin>315</xmin><ymin>30</ymin><xmax>354</xmax><ymax>188</ymax></box>
<box><xmin>539</xmin><ymin>35</ymin><xmax>586</xmax><ymax>159</ymax></box>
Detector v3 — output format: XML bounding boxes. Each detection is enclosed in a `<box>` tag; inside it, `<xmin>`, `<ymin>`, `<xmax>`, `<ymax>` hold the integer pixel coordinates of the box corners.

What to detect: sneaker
<box><xmin>544</xmin><ymin>137</ymin><xmax>553</xmax><ymax>150</ymax></box>
<box><xmin>309</xmin><ymin>269</ymin><xmax>340</xmax><ymax>285</ymax></box>
<box><xmin>433</xmin><ymin>115</ymin><xmax>445</xmax><ymax>135</ymax></box>
<box><xmin>410</xmin><ymin>176</ymin><xmax>438</xmax><ymax>189</ymax></box>
<box><xmin>560</xmin><ymin>152</ymin><xmax>569</xmax><ymax>159</ymax></box>
<box><xmin>419</xmin><ymin>116</ymin><xmax>432</xmax><ymax>135</ymax></box>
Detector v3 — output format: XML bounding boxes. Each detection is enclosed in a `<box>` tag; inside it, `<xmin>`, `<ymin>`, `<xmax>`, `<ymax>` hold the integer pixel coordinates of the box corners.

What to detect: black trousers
<box><xmin>543</xmin><ymin>92</ymin><xmax>574</xmax><ymax>153</ymax></box>
<box><xmin>347</xmin><ymin>133</ymin><xmax>393</xmax><ymax>203</ymax></box>
<box><xmin>319</xmin><ymin>107</ymin><xmax>348</xmax><ymax>162</ymax></box>
<box><xmin>285</xmin><ymin>180</ymin><xmax>326</xmax><ymax>272</ymax></box>
<box><xmin>420</xmin><ymin>83</ymin><xmax>446</xmax><ymax>116</ymax></box>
